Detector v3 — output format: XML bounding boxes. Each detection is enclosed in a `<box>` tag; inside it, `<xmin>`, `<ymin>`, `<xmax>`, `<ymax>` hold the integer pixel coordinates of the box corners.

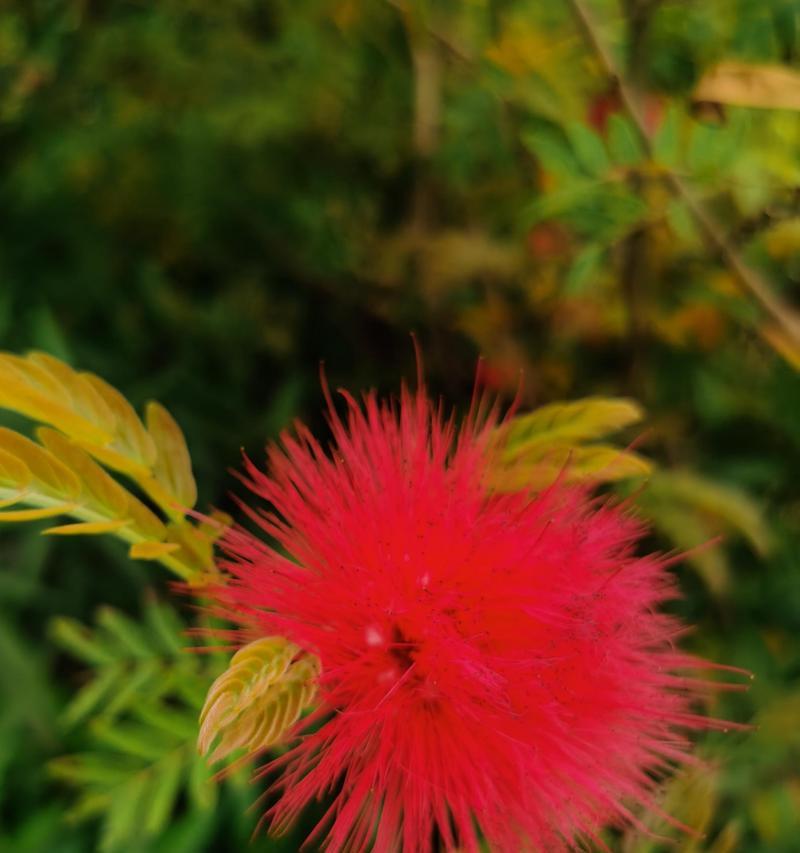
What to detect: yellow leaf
<box><xmin>707</xmin><ymin>820</ymin><xmax>742</xmax><ymax>853</ymax></box>
<box><xmin>0</xmin><ymin>354</ymin><xmax>113</xmax><ymax>445</ymax></box>
<box><xmin>625</xmin><ymin>765</ymin><xmax>719</xmax><ymax>851</ymax></box>
<box><xmin>646</xmin><ymin>470</ymin><xmax>772</xmax><ymax>556</ymax></box>
<box><xmin>486</xmin><ymin>20</ymin><xmax>574</xmax><ymax>89</ymax></box>
<box><xmin>197</xmin><ymin>510</ymin><xmax>232</xmax><ymax>545</ymax></box>
<box><xmin>146</xmin><ymin>401</ymin><xmax>197</xmax><ymax>511</ymax></box>
<box><xmin>0</xmin><ymin>350</ymin><xmax>207</xmax><ymax>581</ymax></box>
<box><xmin>0</xmin><ymin>493</ymin><xmax>28</xmax><ymax>509</ymax></box>
<box><xmin>0</xmin><ymin>429</ymin><xmax>81</xmax><ymax>500</ymax></box>
<box><xmin>164</xmin><ymin>521</ymin><xmax>215</xmax><ymax>574</ymax></box>
<box><xmin>0</xmin><ymin>504</ymin><xmax>75</xmax><ymax>522</ymax></box>
<box><xmin>38</xmin><ymin>428</ymin><xmax>130</xmax><ymax>519</ymax></box>
<box><xmin>694</xmin><ymin>61</ymin><xmax>800</xmax><ymax>111</ymax></box>
<box><xmin>561</xmin><ymin>444</ymin><xmax>651</xmax><ymax>481</ymax></box>
<box><xmin>125</xmin><ymin>498</ymin><xmax>168</xmax><ymax>542</ymax></box>
<box><xmin>0</xmin><ymin>447</ymin><xmax>31</xmax><ymax>490</ymax></box>
<box><xmin>763</xmin><ymin>218</ymin><xmax>800</xmax><ymax>260</ymax></box>
<box><xmin>29</xmin><ymin>351</ymin><xmax>117</xmax><ymax>434</ymax></box>
<box><xmin>82</xmin><ymin>373</ymin><xmax>156</xmax><ymax>469</ymax></box>
<box><xmin>0</xmin><ymin>353</ymin><xmax>71</xmax><ymax>404</ymax></box>
<box><xmin>198</xmin><ymin>638</ymin><xmax>319</xmax><ymax>764</ymax></box>
<box><xmin>44</xmin><ymin>519</ymin><xmax>131</xmax><ymax>536</ymax></box>
<box><xmin>493</xmin><ymin>444</ymin><xmax>652</xmax><ymax>492</ymax></box>
<box><xmin>72</xmin><ymin>441</ymin><xmax>152</xmax><ymax>481</ymax></box>
<box><xmin>0</xmin><ymin>352</ymin><xmax>199</xmax><ymax>530</ymax></box>
<box><xmin>129</xmin><ymin>541</ymin><xmax>181</xmax><ymax>560</ymax></box>
<box><xmin>640</xmin><ymin>503</ymin><xmax>731</xmax><ymax>596</ymax></box>
<box><xmin>40</xmin><ymin>428</ymin><xmax>167</xmax><ymax>542</ymax></box>
<box><xmin>500</xmin><ymin>397</ymin><xmax>644</xmax><ymax>463</ymax></box>
<box><xmin>20</xmin><ymin>351</ymin><xmax>154</xmax><ymax>457</ymax></box>
<box><xmin>761</xmin><ymin>323</ymin><xmax>800</xmax><ymax>371</ymax></box>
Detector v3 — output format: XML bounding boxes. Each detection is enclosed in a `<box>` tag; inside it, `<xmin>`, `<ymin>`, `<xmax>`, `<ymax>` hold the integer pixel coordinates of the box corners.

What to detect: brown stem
<box><xmin>397</xmin><ymin>2</ymin><xmax>443</xmax><ymax>231</ymax></box>
<box><xmin>567</xmin><ymin>0</ymin><xmax>800</xmax><ymax>346</ymax></box>
<box><xmin>409</xmin><ymin>30</ymin><xmax>442</xmax><ymax>228</ymax></box>
<box><xmin>619</xmin><ymin>0</ymin><xmax>656</xmax><ymax>392</ymax></box>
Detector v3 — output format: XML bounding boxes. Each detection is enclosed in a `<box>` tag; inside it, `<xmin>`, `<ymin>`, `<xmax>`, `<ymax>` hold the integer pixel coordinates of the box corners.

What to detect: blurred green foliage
<box><xmin>0</xmin><ymin>0</ymin><xmax>799</xmax><ymax>850</ymax></box>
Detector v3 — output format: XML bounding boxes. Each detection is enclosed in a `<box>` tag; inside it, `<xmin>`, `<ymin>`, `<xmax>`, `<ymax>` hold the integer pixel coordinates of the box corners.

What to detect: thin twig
<box><xmin>618</xmin><ymin>0</ymin><xmax>656</xmax><ymax>393</ymax></box>
<box><xmin>567</xmin><ymin>0</ymin><xmax>800</xmax><ymax>346</ymax></box>
<box><xmin>395</xmin><ymin>2</ymin><xmax>443</xmax><ymax>230</ymax></box>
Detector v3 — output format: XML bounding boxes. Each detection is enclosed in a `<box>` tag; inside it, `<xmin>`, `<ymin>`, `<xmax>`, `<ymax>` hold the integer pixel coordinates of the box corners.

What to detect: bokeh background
<box><xmin>1</xmin><ymin>1</ymin><xmax>799</xmax><ymax>851</ymax></box>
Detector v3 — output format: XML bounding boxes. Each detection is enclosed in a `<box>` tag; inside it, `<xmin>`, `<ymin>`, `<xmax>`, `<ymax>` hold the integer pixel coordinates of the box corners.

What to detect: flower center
<box><xmin>387</xmin><ymin>624</ymin><xmax>418</xmax><ymax>672</ymax></box>
<box><xmin>364</xmin><ymin>622</ymin><xmax>419</xmax><ymax>674</ymax></box>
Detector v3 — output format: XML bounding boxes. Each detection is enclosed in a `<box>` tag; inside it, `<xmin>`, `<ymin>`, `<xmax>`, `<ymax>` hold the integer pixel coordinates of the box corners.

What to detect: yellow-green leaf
<box><xmin>0</xmin><ymin>447</ymin><xmax>31</xmax><ymax>490</ymax></box>
<box><xmin>562</xmin><ymin>444</ymin><xmax>651</xmax><ymax>480</ymax></box>
<box><xmin>0</xmin><ymin>353</ymin><xmax>113</xmax><ymax>445</ymax></box>
<box><xmin>197</xmin><ymin>510</ymin><xmax>232</xmax><ymax>545</ymax></box>
<box><xmin>163</xmin><ymin>521</ymin><xmax>215</xmax><ymax>575</ymax></box>
<box><xmin>37</xmin><ymin>427</ymin><xmax>167</xmax><ymax>540</ymax></box>
<box><xmin>0</xmin><ymin>428</ymin><xmax>81</xmax><ymax>500</ymax></box>
<box><xmin>29</xmin><ymin>351</ymin><xmax>117</xmax><ymax>435</ymax></box>
<box><xmin>129</xmin><ymin>542</ymin><xmax>181</xmax><ymax>560</ymax></box>
<box><xmin>146</xmin><ymin>401</ymin><xmax>197</xmax><ymax>512</ymax></box>
<box><xmin>38</xmin><ymin>428</ymin><xmax>131</xmax><ymax>520</ymax></box>
<box><xmin>0</xmin><ymin>494</ymin><xmax>28</xmax><ymax>509</ymax></box>
<box><xmin>44</xmin><ymin>520</ymin><xmax>131</xmax><ymax>536</ymax></box>
<box><xmin>641</xmin><ymin>503</ymin><xmax>731</xmax><ymax>596</ymax></box>
<box><xmin>0</xmin><ymin>504</ymin><xmax>75</xmax><ymax>522</ymax></box>
<box><xmin>82</xmin><ymin>374</ymin><xmax>156</xmax><ymax>470</ymax></box>
<box><xmin>0</xmin><ymin>350</ymin><xmax>222</xmax><ymax>583</ymax></box>
<box><xmin>500</xmin><ymin>396</ymin><xmax>644</xmax><ymax>463</ymax></box>
<box><xmin>72</xmin><ymin>443</ymin><xmax>151</xmax><ymax>482</ymax></box>
<box><xmin>645</xmin><ymin>470</ymin><xmax>773</xmax><ymax>556</ymax></box>
<box><xmin>198</xmin><ymin>638</ymin><xmax>319</xmax><ymax>764</ymax></box>
<box><xmin>123</xmin><ymin>498</ymin><xmax>167</xmax><ymax>542</ymax></box>
<box><xmin>493</xmin><ymin>444</ymin><xmax>652</xmax><ymax>492</ymax></box>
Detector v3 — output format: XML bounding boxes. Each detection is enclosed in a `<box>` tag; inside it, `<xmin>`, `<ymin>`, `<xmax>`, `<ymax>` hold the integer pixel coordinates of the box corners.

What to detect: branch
<box><xmin>394</xmin><ymin>1</ymin><xmax>443</xmax><ymax>230</ymax></box>
<box><xmin>566</xmin><ymin>0</ymin><xmax>800</xmax><ymax>346</ymax></box>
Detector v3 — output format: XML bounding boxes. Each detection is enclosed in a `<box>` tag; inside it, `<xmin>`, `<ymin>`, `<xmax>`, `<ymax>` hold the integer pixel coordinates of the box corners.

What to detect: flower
<box><xmin>214</xmin><ymin>381</ymin><xmax>741</xmax><ymax>852</ymax></box>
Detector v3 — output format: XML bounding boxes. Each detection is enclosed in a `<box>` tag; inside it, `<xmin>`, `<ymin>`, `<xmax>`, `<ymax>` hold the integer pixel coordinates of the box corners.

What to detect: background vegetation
<box><xmin>0</xmin><ymin>0</ymin><xmax>799</xmax><ymax>850</ymax></box>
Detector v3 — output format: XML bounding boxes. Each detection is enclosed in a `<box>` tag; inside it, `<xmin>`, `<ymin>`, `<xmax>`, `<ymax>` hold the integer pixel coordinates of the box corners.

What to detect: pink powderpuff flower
<box><xmin>211</xmin><ymin>378</ymin><xmax>746</xmax><ymax>853</ymax></box>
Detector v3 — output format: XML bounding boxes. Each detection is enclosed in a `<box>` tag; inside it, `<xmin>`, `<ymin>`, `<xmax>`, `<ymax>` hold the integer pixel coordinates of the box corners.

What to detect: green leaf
<box><xmin>135</xmin><ymin>702</ymin><xmax>197</xmax><ymax>741</ymax></box>
<box><xmin>564</xmin><ymin>244</ymin><xmax>604</xmax><ymax>294</ymax></box>
<box><xmin>687</xmin><ymin>121</ymin><xmax>724</xmax><ymax>175</ymax></box>
<box><xmin>187</xmin><ymin>754</ymin><xmax>218</xmax><ymax>812</ymax></box>
<box><xmin>566</xmin><ymin>121</ymin><xmax>610</xmax><ymax>177</ymax></box>
<box><xmin>666</xmin><ymin>197</ymin><xmax>697</xmax><ymax>242</ymax></box>
<box><xmin>522</xmin><ymin>127</ymin><xmax>581</xmax><ymax>178</ymax></box>
<box><xmin>66</xmin><ymin>791</ymin><xmax>113</xmax><ymax>824</ymax></box>
<box><xmin>652</xmin><ymin>102</ymin><xmax>681</xmax><ymax>166</ymax></box>
<box><xmin>50</xmin><ymin>618</ymin><xmax>118</xmax><ymax>666</ymax></box>
<box><xmin>61</xmin><ymin>665</ymin><xmax>124</xmax><ymax>728</ymax></box>
<box><xmin>49</xmin><ymin>754</ymin><xmax>140</xmax><ymax>787</ymax></box>
<box><xmin>48</xmin><ymin>601</ymin><xmax>230</xmax><ymax>851</ymax></box>
<box><xmin>607</xmin><ymin>114</ymin><xmax>642</xmax><ymax>166</ymax></box>
<box><xmin>96</xmin><ymin>606</ymin><xmax>156</xmax><ymax>659</ymax></box>
<box><xmin>100</xmin><ymin>772</ymin><xmax>150</xmax><ymax>852</ymax></box>
<box><xmin>90</xmin><ymin>720</ymin><xmax>173</xmax><ymax>762</ymax></box>
<box><xmin>141</xmin><ymin>751</ymin><xmax>185</xmax><ymax>837</ymax></box>
<box><xmin>101</xmin><ymin>660</ymin><xmax>162</xmax><ymax>719</ymax></box>
<box><xmin>144</xmin><ymin>597</ymin><xmax>184</xmax><ymax>656</ymax></box>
